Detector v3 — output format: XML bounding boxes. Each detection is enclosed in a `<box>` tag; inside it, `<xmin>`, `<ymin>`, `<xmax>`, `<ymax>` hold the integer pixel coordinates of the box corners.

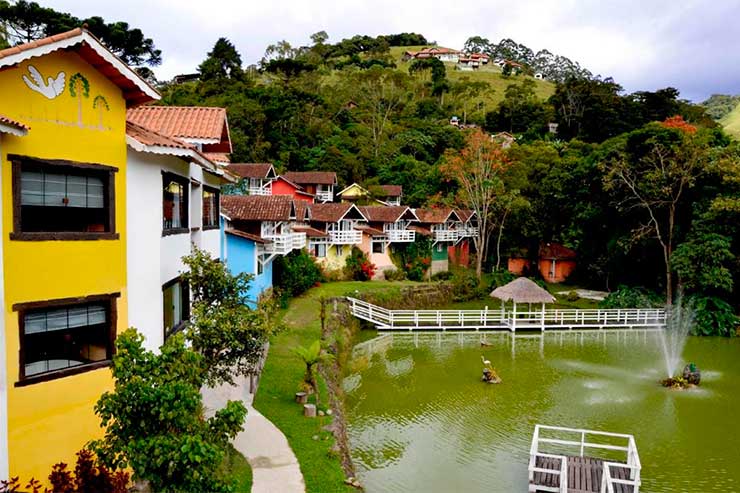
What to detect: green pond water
<box><xmin>344</xmin><ymin>330</ymin><xmax>740</xmax><ymax>492</ymax></box>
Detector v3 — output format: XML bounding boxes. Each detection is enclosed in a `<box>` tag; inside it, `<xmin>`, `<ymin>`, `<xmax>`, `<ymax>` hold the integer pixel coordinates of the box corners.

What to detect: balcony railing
<box><xmin>315</xmin><ymin>190</ymin><xmax>333</xmax><ymax>202</ymax></box>
<box><xmin>433</xmin><ymin>229</ymin><xmax>458</xmax><ymax>242</ymax></box>
<box><xmin>248</xmin><ymin>186</ymin><xmax>271</xmax><ymax>196</ymax></box>
<box><xmin>328</xmin><ymin>230</ymin><xmax>362</xmax><ymax>244</ymax></box>
<box><xmin>386</xmin><ymin>229</ymin><xmax>415</xmax><ymax>243</ymax></box>
<box><xmin>261</xmin><ymin>232</ymin><xmax>307</xmax><ymax>255</ymax></box>
<box><xmin>458</xmin><ymin>226</ymin><xmax>479</xmax><ymax>238</ymax></box>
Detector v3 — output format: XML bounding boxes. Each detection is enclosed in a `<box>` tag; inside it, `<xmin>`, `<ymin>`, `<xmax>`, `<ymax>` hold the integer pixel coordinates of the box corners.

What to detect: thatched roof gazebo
<box><xmin>490</xmin><ymin>277</ymin><xmax>555</xmax><ymax>331</ymax></box>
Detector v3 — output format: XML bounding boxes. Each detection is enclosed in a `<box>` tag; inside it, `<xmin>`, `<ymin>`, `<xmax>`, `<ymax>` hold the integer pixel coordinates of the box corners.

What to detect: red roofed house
<box><xmin>227</xmin><ymin>163</ymin><xmax>277</xmax><ymax>195</ymax></box>
<box><xmin>414</xmin><ymin>208</ymin><xmax>462</xmax><ymax>275</ymax></box>
<box><xmin>282</xmin><ymin>171</ymin><xmax>338</xmax><ymax>202</ymax></box>
<box><xmin>403</xmin><ymin>46</ymin><xmax>461</xmax><ymax>63</ymax></box>
<box><xmin>270</xmin><ymin>175</ymin><xmax>315</xmax><ymax>203</ymax></box>
<box><xmin>358</xmin><ymin>206</ymin><xmax>418</xmax><ymax>278</ymax></box>
<box><xmin>539</xmin><ymin>243</ymin><xmax>577</xmax><ymax>283</ymax></box>
<box><xmin>448</xmin><ymin>210</ymin><xmax>477</xmax><ymax>267</ymax></box>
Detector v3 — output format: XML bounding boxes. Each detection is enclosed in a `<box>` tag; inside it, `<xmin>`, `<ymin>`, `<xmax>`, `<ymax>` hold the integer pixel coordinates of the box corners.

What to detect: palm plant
<box><xmin>293</xmin><ymin>340</ymin><xmax>334</xmax><ymax>408</ymax></box>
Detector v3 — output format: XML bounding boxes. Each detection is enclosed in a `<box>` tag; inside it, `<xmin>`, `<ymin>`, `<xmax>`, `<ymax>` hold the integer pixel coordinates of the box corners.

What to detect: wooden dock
<box><xmin>533</xmin><ymin>456</ymin><xmax>633</xmax><ymax>493</ymax></box>
<box><xmin>528</xmin><ymin>425</ymin><xmax>641</xmax><ymax>493</ymax></box>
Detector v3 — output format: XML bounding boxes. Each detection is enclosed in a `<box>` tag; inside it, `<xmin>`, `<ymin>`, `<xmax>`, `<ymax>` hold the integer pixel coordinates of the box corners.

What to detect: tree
<box><xmin>181</xmin><ymin>246</ymin><xmax>276</xmax><ymax>386</ymax></box>
<box><xmin>463</xmin><ymin>36</ymin><xmax>492</xmax><ymax>54</ymax></box>
<box><xmin>293</xmin><ymin>340</ymin><xmax>333</xmax><ymax>409</ymax></box>
<box><xmin>602</xmin><ymin>124</ymin><xmax>709</xmax><ymax>304</ymax></box>
<box><xmin>672</xmin><ymin>232</ymin><xmax>734</xmax><ymax>294</ymax></box>
<box><xmin>486</xmin><ymin>80</ymin><xmax>552</xmax><ymax>135</ymax></box>
<box><xmin>442</xmin><ymin>129</ymin><xmax>513</xmax><ymax>278</ymax></box>
<box><xmin>90</xmin><ymin>330</ymin><xmax>247</xmax><ymax>493</ymax></box>
<box><xmin>199</xmin><ymin>38</ymin><xmax>243</xmax><ymax>81</ymax></box>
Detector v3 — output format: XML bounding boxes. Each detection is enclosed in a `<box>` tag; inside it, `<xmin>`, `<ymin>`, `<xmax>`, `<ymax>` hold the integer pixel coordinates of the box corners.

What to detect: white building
<box><xmin>125</xmin><ymin>116</ymin><xmax>235</xmax><ymax>350</ymax></box>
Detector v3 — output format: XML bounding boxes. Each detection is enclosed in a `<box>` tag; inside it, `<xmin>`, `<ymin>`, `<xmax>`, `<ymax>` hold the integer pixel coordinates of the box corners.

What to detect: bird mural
<box><xmin>22</xmin><ymin>65</ymin><xmax>66</xmax><ymax>99</ymax></box>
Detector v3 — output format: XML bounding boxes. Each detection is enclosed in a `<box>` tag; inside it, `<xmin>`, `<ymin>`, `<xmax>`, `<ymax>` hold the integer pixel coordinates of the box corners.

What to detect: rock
<box><xmin>318</xmin><ymin>410</ymin><xmax>325</xmax><ymax>416</ymax></box>
<box><xmin>295</xmin><ymin>392</ymin><xmax>308</xmax><ymax>404</ymax></box>
<box><xmin>304</xmin><ymin>403</ymin><xmax>317</xmax><ymax>417</ymax></box>
<box><xmin>326</xmin><ymin>408</ymin><xmax>333</xmax><ymax>416</ymax></box>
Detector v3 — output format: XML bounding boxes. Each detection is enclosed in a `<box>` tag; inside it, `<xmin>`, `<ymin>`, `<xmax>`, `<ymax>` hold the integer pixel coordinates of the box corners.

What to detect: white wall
<box><xmin>0</xmin><ymin>138</ymin><xmax>9</xmax><ymax>480</ymax></box>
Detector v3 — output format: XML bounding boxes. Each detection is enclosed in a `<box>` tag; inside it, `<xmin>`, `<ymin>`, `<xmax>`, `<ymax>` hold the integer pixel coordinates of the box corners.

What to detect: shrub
<box><xmin>599</xmin><ymin>285</ymin><xmax>663</xmax><ymax>309</ymax></box>
<box><xmin>688</xmin><ymin>295</ymin><xmax>739</xmax><ymax>337</ymax></box>
<box><xmin>344</xmin><ymin>247</ymin><xmax>376</xmax><ymax>281</ymax></box>
<box><xmin>273</xmin><ymin>250</ymin><xmax>323</xmax><ymax>298</ymax></box>
<box><xmin>489</xmin><ymin>269</ymin><xmax>515</xmax><ymax>289</ymax></box>
<box><xmin>431</xmin><ymin>271</ymin><xmax>453</xmax><ymax>281</ymax></box>
<box><xmin>383</xmin><ymin>268</ymin><xmax>406</xmax><ymax>281</ymax></box>
<box><xmin>566</xmin><ymin>291</ymin><xmax>580</xmax><ymax>302</ymax></box>
<box><xmin>391</xmin><ymin>237</ymin><xmax>432</xmax><ymax>281</ymax></box>
<box><xmin>450</xmin><ymin>268</ymin><xmax>487</xmax><ymax>301</ymax></box>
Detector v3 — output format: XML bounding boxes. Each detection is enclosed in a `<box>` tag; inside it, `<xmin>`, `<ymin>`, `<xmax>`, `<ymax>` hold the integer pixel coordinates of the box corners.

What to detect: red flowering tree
<box><xmin>662</xmin><ymin>115</ymin><xmax>697</xmax><ymax>134</ymax></box>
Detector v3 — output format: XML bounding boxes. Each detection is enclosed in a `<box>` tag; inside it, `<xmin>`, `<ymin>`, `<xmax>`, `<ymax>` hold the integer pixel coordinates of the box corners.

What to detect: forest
<box><xmin>2</xmin><ymin>2</ymin><xmax>739</xmax><ymax>334</ymax></box>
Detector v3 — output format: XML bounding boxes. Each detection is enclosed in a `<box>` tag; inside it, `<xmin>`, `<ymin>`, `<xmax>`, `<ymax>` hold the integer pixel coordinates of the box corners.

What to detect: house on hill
<box><xmin>270</xmin><ymin>175</ymin><xmax>315</xmax><ymax>203</ymax></box>
<box><xmin>282</xmin><ymin>171</ymin><xmax>337</xmax><ymax>202</ymax></box>
<box><xmin>306</xmin><ymin>203</ymin><xmax>367</xmax><ymax>270</ymax></box>
<box><xmin>338</xmin><ymin>183</ymin><xmax>403</xmax><ymax>206</ymax></box>
<box><xmin>227</xmin><ymin>163</ymin><xmax>277</xmax><ymax>195</ymax></box>
<box><xmin>458</xmin><ymin>53</ymin><xmax>490</xmax><ymax>69</ymax></box>
<box><xmin>357</xmin><ymin>206</ymin><xmax>418</xmax><ymax>278</ymax></box>
<box><xmin>539</xmin><ymin>243</ymin><xmax>577</xmax><ymax>283</ymax></box>
<box><xmin>403</xmin><ymin>47</ymin><xmax>462</xmax><ymax>63</ymax></box>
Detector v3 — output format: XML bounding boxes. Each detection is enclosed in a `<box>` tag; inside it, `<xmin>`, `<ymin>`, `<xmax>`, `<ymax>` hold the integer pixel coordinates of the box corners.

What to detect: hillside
<box><xmin>388</xmin><ymin>45</ymin><xmax>555</xmax><ymax>111</ymax></box>
<box><xmin>720</xmin><ymin>102</ymin><xmax>740</xmax><ymax>138</ymax></box>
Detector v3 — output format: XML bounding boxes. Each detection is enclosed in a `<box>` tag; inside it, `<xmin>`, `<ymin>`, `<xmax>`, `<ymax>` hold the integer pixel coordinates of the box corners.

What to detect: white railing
<box><xmin>458</xmin><ymin>226</ymin><xmax>478</xmax><ymax>238</ymax></box>
<box><xmin>329</xmin><ymin>230</ymin><xmax>362</xmax><ymax>244</ymax></box>
<box><xmin>433</xmin><ymin>230</ymin><xmax>458</xmax><ymax>242</ymax></box>
<box><xmin>530</xmin><ymin>425</ymin><xmax>641</xmax><ymax>493</ymax></box>
<box><xmin>262</xmin><ymin>232</ymin><xmax>307</xmax><ymax>255</ymax></box>
<box><xmin>315</xmin><ymin>190</ymin><xmax>333</xmax><ymax>202</ymax></box>
<box><xmin>386</xmin><ymin>229</ymin><xmax>416</xmax><ymax>242</ymax></box>
<box><xmin>248</xmin><ymin>185</ymin><xmax>271</xmax><ymax>196</ymax></box>
<box><xmin>346</xmin><ymin>297</ymin><xmax>666</xmax><ymax>332</ymax></box>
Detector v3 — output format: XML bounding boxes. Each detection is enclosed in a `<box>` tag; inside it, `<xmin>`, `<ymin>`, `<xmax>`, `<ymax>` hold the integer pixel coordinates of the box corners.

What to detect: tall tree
<box><xmin>442</xmin><ymin>129</ymin><xmax>513</xmax><ymax>278</ymax></box>
<box><xmin>199</xmin><ymin>37</ymin><xmax>243</xmax><ymax>81</ymax></box>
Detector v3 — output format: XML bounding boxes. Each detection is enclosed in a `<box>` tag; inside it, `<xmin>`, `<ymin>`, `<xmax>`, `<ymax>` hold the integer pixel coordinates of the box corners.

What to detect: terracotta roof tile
<box><xmin>283</xmin><ymin>171</ymin><xmax>337</xmax><ymax>185</ymax></box>
<box><xmin>127</xmin><ymin>106</ymin><xmax>226</xmax><ymax>141</ymax></box>
<box><xmin>221</xmin><ymin>195</ymin><xmax>295</xmax><ymax>222</ymax></box>
<box><xmin>359</xmin><ymin>206</ymin><xmax>414</xmax><ymax>223</ymax></box>
<box><xmin>378</xmin><ymin>185</ymin><xmax>402</xmax><ymax>197</ymax></box>
<box><xmin>409</xmin><ymin>225</ymin><xmax>432</xmax><ymax>236</ymax></box>
<box><xmin>414</xmin><ymin>208</ymin><xmax>460</xmax><ymax>224</ymax></box>
<box><xmin>292</xmin><ymin>225</ymin><xmax>329</xmax><ymax>238</ymax></box>
<box><xmin>228</xmin><ymin>163</ymin><xmax>275</xmax><ymax>179</ymax></box>
<box><xmin>225</xmin><ymin>229</ymin><xmax>266</xmax><ymax>243</ymax></box>
<box><xmin>456</xmin><ymin>209</ymin><xmax>475</xmax><ymax>222</ymax></box>
<box><xmin>355</xmin><ymin>225</ymin><xmax>385</xmax><ymax>236</ymax></box>
<box><xmin>0</xmin><ymin>113</ymin><xmax>30</xmax><ymax>131</ymax></box>
<box><xmin>204</xmin><ymin>152</ymin><xmax>230</xmax><ymax>164</ymax></box>
<box><xmin>539</xmin><ymin>243</ymin><xmax>577</xmax><ymax>260</ymax></box>
<box><xmin>309</xmin><ymin>203</ymin><xmax>365</xmax><ymax>223</ymax></box>
<box><xmin>126</xmin><ymin>121</ymin><xmax>193</xmax><ymax>150</ymax></box>
<box><xmin>0</xmin><ymin>28</ymin><xmax>83</xmax><ymax>59</ymax></box>
<box><xmin>294</xmin><ymin>200</ymin><xmax>310</xmax><ymax>220</ymax></box>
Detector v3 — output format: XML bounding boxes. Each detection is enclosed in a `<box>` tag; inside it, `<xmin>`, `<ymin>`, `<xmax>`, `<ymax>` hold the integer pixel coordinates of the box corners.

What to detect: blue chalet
<box><xmin>220</xmin><ymin>195</ymin><xmax>308</xmax><ymax>303</ymax></box>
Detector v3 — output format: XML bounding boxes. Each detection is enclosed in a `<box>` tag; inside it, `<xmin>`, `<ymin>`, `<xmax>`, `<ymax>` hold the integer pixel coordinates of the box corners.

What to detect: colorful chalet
<box><xmin>0</xmin><ymin>28</ymin><xmax>158</xmax><ymax>481</ymax></box>
<box><xmin>413</xmin><ymin>208</ymin><xmax>463</xmax><ymax>274</ymax></box>
<box><xmin>228</xmin><ymin>163</ymin><xmax>277</xmax><ymax>195</ymax></box>
<box><xmin>282</xmin><ymin>171</ymin><xmax>337</xmax><ymax>203</ymax></box>
<box><xmin>220</xmin><ymin>195</ymin><xmax>308</xmax><ymax>302</ymax></box>
<box><xmin>270</xmin><ymin>175</ymin><xmax>315</xmax><ymax>203</ymax></box>
<box><xmin>306</xmin><ymin>203</ymin><xmax>367</xmax><ymax>270</ymax></box>
<box><xmin>539</xmin><ymin>243</ymin><xmax>577</xmax><ymax>283</ymax></box>
<box><xmin>357</xmin><ymin>206</ymin><xmax>418</xmax><ymax>278</ymax></box>
<box><xmin>449</xmin><ymin>209</ymin><xmax>478</xmax><ymax>267</ymax></box>
<box><xmin>337</xmin><ymin>182</ymin><xmax>402</xmax><ymax>206</ymax></box>
<box><xmin>125</xmin><ymin>116</ymin><xmax>235</xmax><ymax>350</ymax></box>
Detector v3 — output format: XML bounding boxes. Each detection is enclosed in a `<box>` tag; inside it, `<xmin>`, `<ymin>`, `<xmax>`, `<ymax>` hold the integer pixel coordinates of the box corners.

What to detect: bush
<box><xmin>489</xmin><ymin>269</ymin><xmax>515</xmax><ymax>289</ymax></box>
<box><xmin>383</xmin><ymin>268</ymin><xmax>406</xmax><ymax>281</ymax></box>
<box><xmin>344</xmin><ymin>247</ymin><xmax>376</xmax><ymax>281</ymax></box>
<box><xmin>450</xmin><ymin>269</ymin><xmax>487</xmax><ymax>301</ymax></box>
<box><xmin>431</xmin><ymin>271</ymin><xmax>453</xmax><ymax>281</ymax></box>
<box><xmin>599</xmin><ymin>285</ymin><xmax>663</xmax><ymax>309</ymax></box>
<box><xmin>273</xmin><ymin>250</ymin><xmax>323</xmax><ymax>298</ymax></box>
<box><xmin>566</xmin><ymin>291</ymin><xmax>580</xmax><ymax>302</ymax></box>
<box><xmin>688</xmin><ymin>295</ymin><xmax>739</xmax><ymax>337</ymax></box>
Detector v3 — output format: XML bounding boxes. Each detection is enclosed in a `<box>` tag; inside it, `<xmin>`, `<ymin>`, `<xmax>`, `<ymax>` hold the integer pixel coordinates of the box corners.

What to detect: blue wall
<box><xmin>221</xmin><ymin>220</ymin><xmax>274</xmax><ymax>305</ymax></box>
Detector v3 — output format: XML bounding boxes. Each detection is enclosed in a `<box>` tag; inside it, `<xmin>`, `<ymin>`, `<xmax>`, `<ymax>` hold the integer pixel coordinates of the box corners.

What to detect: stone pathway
<box><xmin>202</xmin><ymin>374</ymin><xmax>305</xmax><ymax>493</ymax></box>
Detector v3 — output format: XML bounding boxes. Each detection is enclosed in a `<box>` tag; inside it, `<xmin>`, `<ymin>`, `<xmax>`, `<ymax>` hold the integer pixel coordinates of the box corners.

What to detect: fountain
<box><xmin>658</xmin><ymin>296</ymin><xmax>699</xmax><ymax>389</ymax></box>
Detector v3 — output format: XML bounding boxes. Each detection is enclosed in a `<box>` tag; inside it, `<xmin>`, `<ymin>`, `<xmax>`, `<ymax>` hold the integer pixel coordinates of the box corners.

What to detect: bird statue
<box><xmin>481</xmin><ymin>355</ymin><xmax>491</xmax><ymax>366</ymax></box>
<box><xmin>22</xmin><ymin>65</ymin><xmax>66</xmax><ymax>99</ymax></box>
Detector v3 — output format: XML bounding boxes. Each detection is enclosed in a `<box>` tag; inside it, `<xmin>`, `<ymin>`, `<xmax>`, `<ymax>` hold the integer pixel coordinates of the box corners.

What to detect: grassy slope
<box><xmin>219</xmin><ymin>444</ymin><xmax>253</xmax><ymax>492</ymax></box>
<box><xmin>252</xmin><ymin>281</ymin><xmax>418</xmax><ymax>493</ymax></box>
<box><xmin>388</xmin><ymin>45</ymin><xmax>556</xmax><ymax>110</ymax></box>
<box><xmin>720</xmin><ymin>102</ymin><xmax>740</xmax><ymax>138</ymax></box>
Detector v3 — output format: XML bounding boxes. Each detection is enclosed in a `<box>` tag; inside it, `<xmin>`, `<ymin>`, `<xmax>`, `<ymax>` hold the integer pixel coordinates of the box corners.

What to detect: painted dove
<box><xmin>22</xmin><ymin>65</ymin><xmax>66</xmax><ymax>99</ymax></box>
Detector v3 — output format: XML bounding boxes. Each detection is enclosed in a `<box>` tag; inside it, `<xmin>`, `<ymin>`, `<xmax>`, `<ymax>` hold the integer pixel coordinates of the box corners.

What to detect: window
<box><xmin>336</xmin><ymin>245</ymin><xmax>344</xmax><ymax>256</ymax></box>
<box><xmin>203</xmin><ymin>187</ymin><xmax>219</xmax><ymax>229</ymax></box>
<box><xmin>16</xmin><ymin>294</ymin><xmax>117</xmax><ymax>385</ymax></box>
<box><xmin>163</xmin><ymin>173</ymin><xmax>189</xmax><ymax>234</ymax></box>
<box><xmin>313</xmin><ymin>243</ymin><xmax>326</xmax><ymax>258</ymax></box>
<box><xmin>372</xmin><ymin>240</ymin><xmax>386</xmax><ymax>254</ymax></box>
<box><xmin>10</xmin><ymin>155</ymin><xmax>116</xmax><ymax>240</ymax></box>
<box><xmin>163</xmin><ymin>278</ymin><xmax>189</xmax><ymax>340</ymax></box>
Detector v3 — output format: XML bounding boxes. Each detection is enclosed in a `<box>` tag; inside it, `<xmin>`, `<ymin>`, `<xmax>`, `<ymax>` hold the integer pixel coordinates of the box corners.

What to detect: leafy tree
<box><xmin>688</xmin><ymin>295</ymin><xmax>739</xmax><ymax>336</ymax></box>
<box><xmin>199</xmin><ymin>38</ymin><xmax>243</xmax><ymax>81</ymax></box>
<box><xmin>181</xmin><ymin>246</ymin><xmax>275</xmax><ymax>386</ymax></box>
<box><xmin>91</xmin><ymin>330</ymin><xmax>247</xmax><ymax>493</ymax></box>
<box><xmin>672</xmin><ymin>233</ymin><xmax>734</xmax><ymax>294</ymax></box>
<box><xmin>486</xmin><ymin>80</ymin><xmax>552</xmax><ymax>135</ymax></box>
<box><xmin>273</xmin><ymin>249</ymin><xmax>322</xmax><ymax>299</ymax></box>
<box><xmin>463</xmin><ymin>36</ymin><xmax>492</xmax><ymax>54</ymax></box>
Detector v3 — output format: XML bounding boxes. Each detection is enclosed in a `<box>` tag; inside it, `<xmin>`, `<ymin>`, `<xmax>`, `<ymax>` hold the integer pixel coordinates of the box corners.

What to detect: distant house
<box><xmin>492</xmin><ymin>132</ymin><xmax>516</xmax><ymax>148</ymax></box>
<box><xmin>375</xmin><ymin>185</ymin><xmax>403</xmax><ymax>206</ymax></box>
<box><xmin>539</xmin><ymin>243</ymin><xmax>577</xmax><ymax>283</ymax></box>
<box><xmin>458</xmin><ymin>52</ymin><xmax>490</xmax><ymax>69</ymax></box>
<box><xmin>338</xmin><ymin>183</ymin><xmax>403</xmax><ymax>206</ymax></box>
<box><xmin>449</xmin><ymin>209</ymin><xmax>477</xmax><ymax>267</ymax></box>
<box><xmin>282</xmin><ymin>171</ymin><xmax>338</xmax><ymax>203</ymax></box>
<box><xmin>228</xmin><ymin>163</ymin><xmax>277</xmax><ymax>195</ymax></box>
<box><xmin>271</xmin><ymin>175</ymin><xmax>315</xmax><ymax>203</ymax></box>
<box><xmin>404</xmin><ymin>46</ymin><xmax>462</xmax><ymax>63</ymax></box>
<box><xmin>534</xmin><ymin>72</ymin><xmax>544</xmax><ymax>80</ymax></box>
<box><xmin>413</xmin><ymin>208</ymin><xmax>463</xmax><ymax>274</ymax></box>
<box><xmin>358</xmin><ymin>206</ymin><xmax>419</xmax><ymax>278</ymax></box>
<box><xmin>450</xmin><ymin>115</ymin><xmax>460</xmax><ymax>126</ymax></box>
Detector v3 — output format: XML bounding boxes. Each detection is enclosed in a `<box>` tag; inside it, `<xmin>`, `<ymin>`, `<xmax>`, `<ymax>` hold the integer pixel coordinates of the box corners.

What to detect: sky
<box><xmin>44</xmin><ymin>0</ymin><xmax>740</xmax><ymax>102</ymax></box>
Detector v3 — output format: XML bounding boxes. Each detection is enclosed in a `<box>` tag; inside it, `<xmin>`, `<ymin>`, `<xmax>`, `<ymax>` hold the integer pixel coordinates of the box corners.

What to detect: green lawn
<box><xmin>219</xmin><ymin>444</ymin><xmax>252</xmax><ymax>492</ymax></box>
<box><xmin>720</xmin><ymin>102</ymin><xmax>740</xmax><ymax>138</ymax></box>
<box><xmin>252</xmin><ymin>281</ymin><xmax>418</xmax><ymax>493</ymax></box>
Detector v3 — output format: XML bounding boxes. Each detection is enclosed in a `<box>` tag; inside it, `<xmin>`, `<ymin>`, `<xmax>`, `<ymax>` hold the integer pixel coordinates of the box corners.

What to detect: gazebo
<box><xmin>490</xmin><ymin>277</ymin><xmax>555</xmax><ymax>331</ymax></box>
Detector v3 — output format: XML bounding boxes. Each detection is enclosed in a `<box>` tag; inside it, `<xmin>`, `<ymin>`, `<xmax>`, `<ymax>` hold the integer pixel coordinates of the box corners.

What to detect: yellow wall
<box><xmin>0</xmin><ymin>50</ymin><xmax>128</xmax><ymax>481</ymax></box>
<box><xmin>316</xmin><ymin>244</ymin><xmax>351</xmax><ymax>271</ymax></box>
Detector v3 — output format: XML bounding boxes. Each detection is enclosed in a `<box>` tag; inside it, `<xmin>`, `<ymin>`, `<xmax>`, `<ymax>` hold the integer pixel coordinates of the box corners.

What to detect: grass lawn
<box><xmin>721</xmin><ymin>102</ymin><xmax>740</xmax><ymax>138</ymax></box>
<box><xmin>219</xmin><ymin>444</ymin><xmax>253</xmax><ymax>492</ymax></box>
<box><xmin>252</xmin><ymin>281</ymin><xmax>418</xmax><ymax>493</ymax></box>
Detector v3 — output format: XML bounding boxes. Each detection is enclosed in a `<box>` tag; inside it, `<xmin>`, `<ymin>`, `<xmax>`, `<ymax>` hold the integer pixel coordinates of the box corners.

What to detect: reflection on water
<box><xmin>346</xmin><ymin>330</ymin><xmax>740</xmax><ymax>493</ymax></box>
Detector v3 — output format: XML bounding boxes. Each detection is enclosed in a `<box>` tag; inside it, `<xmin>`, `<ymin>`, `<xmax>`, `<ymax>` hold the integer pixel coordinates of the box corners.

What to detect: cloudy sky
<box><xmin>45</xmin><ymin>0</ymin><xmax>740</xmax><ymax>101</ymax></box>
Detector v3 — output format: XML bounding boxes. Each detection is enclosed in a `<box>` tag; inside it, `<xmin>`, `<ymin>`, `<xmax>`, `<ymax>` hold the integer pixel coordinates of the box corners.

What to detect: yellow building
<box><xmin>0</xmin><ymin>28</ymin><xmax>158</xmax><ymax>481</ymax></box>
<box><xmin>306</xmin><ymin>203</ymin><xmax>367</xmax><ymax>271</ymax></box>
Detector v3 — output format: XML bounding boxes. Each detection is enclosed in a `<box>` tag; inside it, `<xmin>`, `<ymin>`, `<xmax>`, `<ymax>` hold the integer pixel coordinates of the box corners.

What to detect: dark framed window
<box><xmin>163</xmin><ymin>172</ymin><xmax>189</xmax><ymax>235</ymax></box>
<box><xmin>312</xmin><ymin>243</ymin><xmax>326</xmax><ymax>258</ymax></box>
<box><xmin>372</xmin><ymin>240</ymin><xmax>386</xmax><ymax>254</ymax></box>
<box><xmin>14</xmin><ymin>293</ymin><xmax>118</xmax><ymax>386</ymax></box>
<box><xmin>163</xmin><ymin>277</ymin><xmax>189</xmax><ymax>340</ymax></box>
<box><xmin>9</xmin><ymin>155</ymin><xmax>117</xmax><ymax>241</ymax></box>
<box><xmin>203</xmin><ymin>187</ymin><xmax>219</xmax><ymax>229</ymax></box>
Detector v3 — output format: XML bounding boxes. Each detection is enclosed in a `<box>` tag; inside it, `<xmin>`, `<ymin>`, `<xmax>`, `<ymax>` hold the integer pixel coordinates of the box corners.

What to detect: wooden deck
<box><xmin>532</xmin><ymin>456</ymin><xmax>634</xmax><ymax>493</ymax></box>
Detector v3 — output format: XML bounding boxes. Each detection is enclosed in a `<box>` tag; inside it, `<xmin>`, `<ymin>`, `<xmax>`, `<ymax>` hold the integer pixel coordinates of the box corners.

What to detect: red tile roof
<box><xmin>0</xmin><ymin>114</ymin><xmax>29</xmax><ymax>132</ymax></box>
<box><xmin>283</xmin><ymin>171</ymin><xmax>338</xmax><ymax>185</ymax></box>
<box><xmin>292</xmin><ymin>225</ymin><xmax>329</xmax><ymax>238</ymax></box>
<box><xmin>539</xmin><ymin>243</ymin><xmax>577</xmax><ymax>260</ymax></box>
<box><xmin>415</xmin><ymin>208</ymin><xmax>460</xmax><ymax>224</ymax></box>
<box><xmin>309</xmin><ymin>203</ymin><xmax>365</xmax><ymax>223</ymax></box>
<box><xmin>409</xmin><ymin>225</ymin><xmax>432</xmax><ymax>236</ymax></box>
<box><xmin>354</xmin><ymin>225</ymin><xmax>385</xmax><ymax>236</ymax></box>
<box><xmin>456</xmin><ymin>209</ymin><xmax>476</xmax><ymax>222</ymax></box>
<box><xmin>228</xmin><ymin>163</ymin><xmax>275</xmax><ymax>179</ymax></box>
<box><xmin>225</xmin><ymin>229</ymin><xmax>266</xmax><ymax>243</ymax></box>
<box><xmin>127</xmin><ymin>106</ymin><xmax>227</xmax><ymax>141</ymax></box>
<box><xmin>0</xmin><ymin>28</ymin><xmax>158</xmax><ymax>106</ymax></box>
<box><xmin>221</xmin><ymin>195</ymin><xmax>295</xmax><ymax>222</ymax></box>
<box><xmin>378</xmin><ymin>185</ymin><xmax>402</xmax><ymax>197</ymax></box>
<box><xmin>204</xmin><ymin>152</ymin><xmax>230</xmax><ymax>164</ymax></box>
<box><xmin>359</xmin><ymin>206</ymin><xmax>414</xmax><ymax>223</ymax></box>
<box><xmin>126</xmin><ymin>121</ymin><xmax>193</xmax><ymax>150</ymax></box>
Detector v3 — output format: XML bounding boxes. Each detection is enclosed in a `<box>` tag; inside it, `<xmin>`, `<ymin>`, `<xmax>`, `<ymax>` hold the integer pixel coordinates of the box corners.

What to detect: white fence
<box><xmin>261</xmin><ymin>232</ymin><xmax>307</xmax><ymax>255</ymax></box>
<box><xmin>329</xmin><ymin>230</ymin><xmax>363</xmax><ymax>244</ymax></box>
<box><xmin>346</xmin><ymin>297</ymin><xmax>666</xmax><ymax>332</ymax></box>
<box><xmin>528</xmin><ymin>424</ymin><xmax>641</xmax><ymax>493</ymax></box>
<box><xmin>386</xmin><ymin>229</ymin><xmax>416</xmax><ymax>242</ymax></box>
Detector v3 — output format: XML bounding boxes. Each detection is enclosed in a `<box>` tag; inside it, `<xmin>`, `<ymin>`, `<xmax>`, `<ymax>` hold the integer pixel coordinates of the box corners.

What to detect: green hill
<box><xmin>388</xmin><ymin>45</ymin><xmax>555</xmax><ymax>112</ymax></box>
<box><xmin>720</xmin><ymin>102</ymin><xmax>740</xmax><ymax>138</ymax></box>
